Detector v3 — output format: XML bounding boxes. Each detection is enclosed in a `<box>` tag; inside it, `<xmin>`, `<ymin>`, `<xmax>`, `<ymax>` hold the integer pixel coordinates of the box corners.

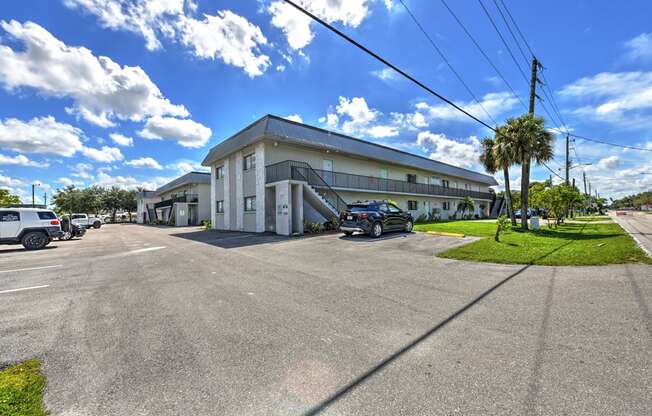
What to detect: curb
<box><xmin>426</xmin><ymin>231</ymin><xmax>466</xmax><ymax>238</ymax></box>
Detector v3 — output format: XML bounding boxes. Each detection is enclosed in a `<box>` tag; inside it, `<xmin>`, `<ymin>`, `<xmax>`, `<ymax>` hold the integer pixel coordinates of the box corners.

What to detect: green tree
<box><xmin>101</xmin><ymin>187</ymin><xmax>123</xmax><ymax>222</ymax></box>
<box><xmin>480</xmin><ymin>129</ymin><xmax>517</xmax><ymax>226</ymax></box>
<box><xmin>456</xmin><ymin>196</ymin><xmax>475</xmax><ymax>218</ymax></box>
<box><xmin>501</xmin><ymin>114</ymin><xmax>554</xmax><ymax>230</ymax></box>
<box><xmin>120</xmin><ymin>189</ymin><xmax>137</xmax><ymax>221</ymax></box>
<box><xmin>0</xmin><ymin>189</ymin><xmax>21</xmax><ymax>207</ymax></box>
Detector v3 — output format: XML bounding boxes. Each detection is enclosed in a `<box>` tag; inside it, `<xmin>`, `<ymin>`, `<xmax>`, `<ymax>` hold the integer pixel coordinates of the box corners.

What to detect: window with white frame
<box><xmin>441</xmin><ymin>179</ymin><xmax>450</xmax><ymax>188</ymax></box>
<box><xmin>216</xmin><ymin>166</ymin><xmax>224</xmax><ymax>179</ymax></box>
<box><xmin>443</xmin><ymin>201</ymin><xmax>451</xmax><ymax>210</ymax></box>
<box><xmin>216</xmin><ymin>200</ymin><xmax>224</xmax><ymax>213</ymax></box>
<box><xmin>407</xmin><ymin>200</ymin><xmax>418</xmax><ymax>210</ymax></box>
<box><xmin>244</xmin><ymin>196</ymin><xmax>256</xmax><ymax>211</ymax></box>
<box><xmin>243</xmin><ymin>154</ymin><xmax>256</xmax><ymax>171</ymax></box>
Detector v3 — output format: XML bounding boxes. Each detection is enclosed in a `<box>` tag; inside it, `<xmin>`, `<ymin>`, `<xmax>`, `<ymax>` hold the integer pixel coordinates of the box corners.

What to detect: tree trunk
<box><xmin>520</xmin><ymin>155</ymin><xmax>530</xmax><ymax>230</ymax></box>
<box><xmin>503</xmin><ymin>167</ymin><xmax>517</xmax><ymax>226</ymax></box>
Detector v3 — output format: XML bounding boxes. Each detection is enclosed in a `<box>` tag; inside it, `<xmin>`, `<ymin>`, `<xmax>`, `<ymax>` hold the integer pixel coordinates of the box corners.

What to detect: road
<box><xmin>613</xmin><ymin>212</ymin><xmax>652</xmax><ymax>256</ymax></box>
<box><xmin>1</xmin><ymin>224</ymin><xmax>651</xmax><ymax>415</ymax></box>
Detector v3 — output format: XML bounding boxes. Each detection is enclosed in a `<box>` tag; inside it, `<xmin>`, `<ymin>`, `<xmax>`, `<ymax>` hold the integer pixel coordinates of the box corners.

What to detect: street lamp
<box><xmin>31</xmin><ymin>182</ymin><xmax>41</xmax><ymax>207</ymax></box>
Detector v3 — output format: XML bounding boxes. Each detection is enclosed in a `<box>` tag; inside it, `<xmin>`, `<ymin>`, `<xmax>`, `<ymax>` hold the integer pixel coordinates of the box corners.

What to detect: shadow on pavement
<box><xmin>169</xmin><ymin>230</ymin><xmax>292</xmax><ymax>249</ymax></box>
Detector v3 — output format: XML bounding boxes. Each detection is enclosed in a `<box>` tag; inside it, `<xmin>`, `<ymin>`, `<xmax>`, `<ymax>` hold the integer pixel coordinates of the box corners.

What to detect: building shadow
<box><xmin>169</xmin><ymin>229</ymin><xmax>294</xmax><ymax>249</ymax></box>
<box><xmin>338</xmin><ymin>231</ymin><xmax>412</xmax><ymax>242</ymax></box>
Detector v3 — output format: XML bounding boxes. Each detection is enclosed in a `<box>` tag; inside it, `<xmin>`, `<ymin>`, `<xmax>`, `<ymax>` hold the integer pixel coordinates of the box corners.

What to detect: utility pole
<box><xmin>44</xmin><ymin>192</ymin><xmax>47</xmax><ymax>207</ymax></box>
<box><xmin>520</xmin><ymin>56</ymin><xmax>539</xmax><ymax>230</ymax></box>
<box><xmin>583</xmin><ymin>171</ymin><xmax>588</xmax><ymax>195</ymax></box>
<box><xmin>565</xmin><ymin>134</ymin><xmax>570</xmax><ymax>185</ymax></box>
<box><xmin>32</xmin><ymin>184</ymin><xmax>36</xmax><ymax>207</ymax></box>
<box><xmin>588</xmin><ymin>181</ymin><xmax>592</xmax><ymax>197</ymax></box>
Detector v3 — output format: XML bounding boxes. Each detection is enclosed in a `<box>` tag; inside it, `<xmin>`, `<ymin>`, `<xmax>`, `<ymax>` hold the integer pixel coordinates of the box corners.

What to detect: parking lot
<box><xmin>1</xmin><ymin>224</ymin><xmax>651</xmax><ymax>415</ymax></box>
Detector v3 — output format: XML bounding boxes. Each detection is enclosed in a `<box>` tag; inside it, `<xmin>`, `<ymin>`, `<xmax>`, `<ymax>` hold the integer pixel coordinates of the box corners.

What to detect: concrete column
<box><xmin>291</xmin><ymin>183</ymin><xmax>304</xmax><ymax>235</ymax></box>
<box><xmin>223</xmin><ymin>158</ymin><xmax>230</xmax><ymax>230</ymax></box>
<box><xmin>275</xmin><ymin>181</ymin><xmax>292</xmax><ymax>236</ymax></box>
<box><xmin>210</xmin><ymin>165</ymin><xmax>216</xmax><ymax>229</ymax></box>
<box><xmin>235</xmin><ymin>151</ymin><xmax>244</xmax><ymax>231</ymax></box>
<box><xmin>255</xmin><ymin>142</ymin><xmax>266</xmax><ymax>232</ymax></box>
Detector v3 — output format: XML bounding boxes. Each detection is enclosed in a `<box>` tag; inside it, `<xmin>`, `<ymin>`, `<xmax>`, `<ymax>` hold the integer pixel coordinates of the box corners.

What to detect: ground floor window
<box><xmin>216</xmin><ymin>200</ymin><xmax>224</xmax><ymax>213</ymax></box>
<box><xmin>407</xmin><ymin>200</ymin><xmax>418</xmax><ymax>210</ymax></box>
<box><xmin>443</xmin><ymin>201</ymin><xmax>451</xmax><ymax>211</ymax></box>
<box><xmin>244</xmin><ymin>196</ymin><xmax>256</xmax><ymax>211</ymax></box>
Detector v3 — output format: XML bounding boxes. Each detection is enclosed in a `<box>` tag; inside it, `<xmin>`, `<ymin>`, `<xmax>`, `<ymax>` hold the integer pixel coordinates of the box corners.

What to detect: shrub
<box><xmin>415</xmin><ymin>213</ymin><xmax>427</xmax><ymax>224</ymax></box>
<box><xmin>494</xmin><ymin>215</ymin><xmax>511</xmax><ymax>242</ymax></box>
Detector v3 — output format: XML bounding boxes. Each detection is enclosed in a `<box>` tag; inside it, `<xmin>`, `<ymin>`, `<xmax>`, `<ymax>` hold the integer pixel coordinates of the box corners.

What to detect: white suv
<box><xmin>70</xmin><ymin>213</ymin><xmax>103</xmax><ymax>229</ymax></box>
<box><xmin>0</xmin><ymin>208</ymin><xmax>64</xmax><ymax>250</ymax></box>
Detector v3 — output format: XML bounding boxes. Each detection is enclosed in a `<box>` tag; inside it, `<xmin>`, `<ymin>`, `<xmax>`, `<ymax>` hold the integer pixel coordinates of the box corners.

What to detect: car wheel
<box><xmin>404</xmin><ymin>220</ymin><xmax>413</xmax><ymax>233</ymax></box>
<box><xmin>93</xmin><ymin>221</ymin><xmax>101</xmax><ymax>229</ymax></box>
<box><xmin>21</xmin><ymin>231</ymin><xmax>49</xmax><ymax>250</ymax></box>
<box><xmin>60</xmin><ymin>231</ymin><xmax>72</xmax><ymax>241</ymax></box>
<box><xmin>370</xmin><ymin>222</ymin><xmax>383</xmax><ymax>238</ymax></box>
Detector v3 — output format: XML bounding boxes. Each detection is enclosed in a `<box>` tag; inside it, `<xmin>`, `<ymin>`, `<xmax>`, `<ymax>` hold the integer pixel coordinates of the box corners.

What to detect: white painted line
<box><xmin>0</xmin><ymin>284</ymin><xmax>50</xmax><ymax>294</ymax></box>
<box><xmin>0</xmin><ymin>265</ymin><xmax>62</xmax><ymax>274</ymax></box>
<box><xmin>101</xmin><ymin>246</ymin><xmax>166</xmax><ymax>259</ymax></box>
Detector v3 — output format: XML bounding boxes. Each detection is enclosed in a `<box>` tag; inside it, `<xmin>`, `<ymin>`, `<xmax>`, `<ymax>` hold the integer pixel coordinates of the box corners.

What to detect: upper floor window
<box><xmin>244</xmin><ymin>154</ymin><xmax>256</xmax><ymax>171</ymax></box>
<box><xmin>216</xmin><ymin>166</ymin><xmax>224</xmax><ymax>179</ymax></box>
<box><xmin>216</xmin><ymin>200</ymin><xmax>224</xmax><ymax>213</ymax></box>
<box><xmin>441</xmin><ymin>179</ymin><xmax>450</xmax><ymax>188</ymax></box>
<box><xmin>406</xmin><ymin>174</ymin><xmax>417</xmax><ymax>184</ymax></box>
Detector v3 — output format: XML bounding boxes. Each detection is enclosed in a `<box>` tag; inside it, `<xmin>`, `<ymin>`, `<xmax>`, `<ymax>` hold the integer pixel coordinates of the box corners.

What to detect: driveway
<box><xmin>1</xmin><ymin>225</ymin><xmax>650</xmax><ymax>415</ymax></box>
<box><xmin>613</xmin><ymin>211</ymin><xmax>652</xmax><ymax>256</ymax></box>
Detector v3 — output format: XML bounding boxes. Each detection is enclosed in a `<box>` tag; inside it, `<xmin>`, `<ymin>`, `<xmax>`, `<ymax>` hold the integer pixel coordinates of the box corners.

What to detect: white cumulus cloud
<box><xmin>268</xmin><ymin>0</ymin><xmax>371</xmax><ymax>50</ymax></box>
<box><xmin>0</xmin><ymin>20</ymin><xmax>189</xmax><ymax>127</ymax></box>
<box><xmin>624</xmin><ymin>32</ymin><xmax>652</xmax><ymax>62</ymax></box>
<box><xmin>0</xmin><ymin>153</ymin><xmax>49</xmax><ymax>167</ymax></box>
<box><xmin>125</xmin><ymin>156</ymin><xmax>163</xmax><ymax>170</ymax></box>
<box><xmin>0</xmin><ymin>116</ymin><xmax>83</xmax><ymax>156</ymax></box>
<box><xmin>139</xmin><ymin>116</ymin><xmax>212</xmax><ymax>148</ymax></box>
<box><xmin>416</xmin><ymin>131</ymin><xmax>481</xmax><ymax>169</ymax></box>
<box><xmin>81</xmin><ymin>145</ymin><xmax>124</xmax><ymax>163</ymax></box>
<box><xmin>109</xmin><ymin>133</ymin><xmax>134</xmax><ymax>147</ymax></box>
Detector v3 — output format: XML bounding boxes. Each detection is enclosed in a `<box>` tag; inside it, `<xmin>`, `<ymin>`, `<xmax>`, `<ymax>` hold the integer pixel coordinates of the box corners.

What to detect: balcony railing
<box><xmin>154</xmin><ymin>194</ymin><xmax>199</xmax><ymax>209</ymax></box>
<box><xmin>266</xmin><ymin>160</ymin><xmax>493</xmax><ymax>200</ymax></box>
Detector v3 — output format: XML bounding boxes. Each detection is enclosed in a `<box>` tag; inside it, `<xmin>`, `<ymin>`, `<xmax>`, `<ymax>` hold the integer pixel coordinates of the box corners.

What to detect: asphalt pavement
<box><xmin>613</xmin><ymin>211</ymin><xmax>652</xmax><ymax>256</ymax></box>
<box><xmin>1</xmin><ymin>224</ymin><xmax>650</xmax><ymax>415</ymax></box>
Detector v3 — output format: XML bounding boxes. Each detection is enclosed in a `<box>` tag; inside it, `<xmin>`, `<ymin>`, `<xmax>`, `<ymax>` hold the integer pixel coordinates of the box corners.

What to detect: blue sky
<box><xmin>1</xmin><ymin>0</ymin><xmax>652</xmax><ymax>204</ymax></box>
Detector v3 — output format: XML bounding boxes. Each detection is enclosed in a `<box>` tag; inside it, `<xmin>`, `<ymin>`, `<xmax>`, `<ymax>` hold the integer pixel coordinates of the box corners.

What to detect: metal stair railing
<box><xmin>289</xmin><ymin>161</ymin><xmax>348</xmax><ymax>215</ymax></box>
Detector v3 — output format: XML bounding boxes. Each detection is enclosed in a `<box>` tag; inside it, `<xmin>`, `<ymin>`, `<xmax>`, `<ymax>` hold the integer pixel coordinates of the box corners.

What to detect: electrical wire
<box><xmin>398</xmin><ymin>0</ymin><xmax>498</xmax><ymax>126</ymax></box>
<box><xmin>491</xmin><ymin>0</ymin><xmax>530</xmax><ymax>65</ymax></box>
<box><xmin>281</xmin><ymin>0</ymin><xmax>497</xmax><ymax>131</ymax></box>
<box><xmin>477</xmin><ymin>0</ymin><xmax>530</xmax><ymax>85</ymax></box>
<box><xmin>439</xmin><ymin>0</ymin><xmax>528</xmax><ymax>112</ymax></box>
<box><xmin>497</xmin><ymin>0</ymin><xmax>535</xmax><ymax>57</ymax></box>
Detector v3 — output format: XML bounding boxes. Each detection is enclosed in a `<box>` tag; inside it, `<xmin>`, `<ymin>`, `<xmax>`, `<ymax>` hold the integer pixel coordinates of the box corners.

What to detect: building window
<box><xmin>380</xmin><ymin>168</ymin><xmax>388</xmax><ymax>179</ymax></box>
<box><xmin>464</xmin><ymin>183</ymin><xmax>469</xmax><ymax>190</ymax></box>
<box><xmin>216</xmin><ymin>200</ymin><xmax>224</xmax><ymax>213</ymax></box>
<box><xmin>244</xmin><ymin>154</ymin><xmax>256</xmax><ymax>171</ymax></box>
<box><xmin>443</xmin><ymin>201</ymin><xmax>451</xmax><ymax>211</ymax></box>
<box><xmin>244</xmin><ymin>196</ymin><xmax>256</xmax><ymax>211</ymax></box>
<box><xmin>406</xmin><ymin>174</ymin><xmax>417</xmax><ymax>183</ymax></box>
<box><xmin>216</xmin><ymin>166</ymin><xmax>224</xmax><ymax>179</ymax></box>
<box><xmin>407</xmin><ymin>200</ymin><xmax>418</xmax><ymax>210</ymax></box>
<box><xmin>442</xmin><ymin>179</ymin><xmax>450</xmax><ymax>188</ymax></box>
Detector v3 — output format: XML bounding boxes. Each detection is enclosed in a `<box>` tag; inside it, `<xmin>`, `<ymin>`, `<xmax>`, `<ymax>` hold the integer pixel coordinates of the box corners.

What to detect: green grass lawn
<box><xmin>572</xmin><ymin>215</ymin><xmax>612</xmax><ymax>222</ymax></box>
<box><xmin>0</xmin><ymin>360</ymin><xmax>48</xmax><ymax>416</ymax></box>
<box><xmin>415</xmin><ymin>220</ymin><xmax>651</xmax><ymax>266</ymax></box>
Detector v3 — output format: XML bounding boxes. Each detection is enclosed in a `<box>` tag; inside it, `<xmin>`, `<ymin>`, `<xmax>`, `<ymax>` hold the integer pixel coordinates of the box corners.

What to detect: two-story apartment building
<box><xmin>136</xmin><ymin>190</ymin><xmax>158</xmax><ymax>224</ymax></box>
<box><xmin>139</xmin><ymin>172</ymin><xmax>211</xmax><ymax>226</ymax></box>
<box><xmin>201</xmin><ymin>115</ymin><xmax>497</xmax><ymax>236</ymax></box>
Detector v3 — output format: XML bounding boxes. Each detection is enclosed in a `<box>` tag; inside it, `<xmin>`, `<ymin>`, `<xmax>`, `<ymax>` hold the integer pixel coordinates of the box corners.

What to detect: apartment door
<box><xmin>322</xmin><ymin>159</ymin><xmax>333</xmax><ymax>185</ymax></box>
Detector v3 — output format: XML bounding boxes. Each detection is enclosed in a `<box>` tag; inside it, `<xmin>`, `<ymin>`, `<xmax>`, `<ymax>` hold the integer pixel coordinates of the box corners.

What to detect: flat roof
<box><xmin>202</xmin><ymin>115</ymin><xmax>498</xmax><ymax>186</ymax></box>
<box><xmin>154</xmin><ymin>171</ymin><xmax>210</xmax><ymax>196</ymax></box>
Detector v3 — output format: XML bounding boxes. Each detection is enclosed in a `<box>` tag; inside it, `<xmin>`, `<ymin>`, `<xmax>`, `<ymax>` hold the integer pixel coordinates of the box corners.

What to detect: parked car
<box><xmin>0</xmin><ymin>208</ymin><xmax>63</xmax><ymax>250</ymax></box>
<box><xmin>339</xmin><ymin>200</ymin><xmax>413</xmax><ymax>238</ymax></box>
<box><xmin>514</xmin><ymin>209</ymin><xmax>534</xmax><ymax>219</ymax></box>
<box><xmin>71</xmin><ymin>213</ymin><xmax>103</xmax><ymax>229</ymax></box>
<box><xmin>59</xmin><ymin>216</ymin><xmax>87</xmax><ymax>240</ymax></box>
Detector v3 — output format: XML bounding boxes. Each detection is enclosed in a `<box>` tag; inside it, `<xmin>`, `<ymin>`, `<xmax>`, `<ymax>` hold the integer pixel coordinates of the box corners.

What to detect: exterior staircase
<box><xmin>489</xmin><ymin>197</ymin><xmax>505</xmax><ymax>218</ymax></box>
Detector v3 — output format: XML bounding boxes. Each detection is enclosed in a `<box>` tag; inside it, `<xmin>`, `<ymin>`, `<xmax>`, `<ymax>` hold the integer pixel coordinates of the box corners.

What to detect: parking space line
<box><xmin>101</xmin><ymin>246</ymin><xmax>166</xmax><ymax>259</ymax></box>
<box><xmin>0</xmin><ymin>265</ymin><xmax>62</xmax><ymax>274</ymax></box>
<box><xmin>0</xmin><ymin>284</ymin><xmax>50</xmax><ymax>294</ymax></box>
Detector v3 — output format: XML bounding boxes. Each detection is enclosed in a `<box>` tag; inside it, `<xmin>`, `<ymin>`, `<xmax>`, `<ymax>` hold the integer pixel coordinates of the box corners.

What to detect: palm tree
<box><xmin>481</xmin><ymin>132</ymin><xmax>517</xmax><ymax>226</ymax></box>
<box><xmin>502</xmin><ymin>114</ymin><xmax>554</xmax><ymax>230</ymax></box>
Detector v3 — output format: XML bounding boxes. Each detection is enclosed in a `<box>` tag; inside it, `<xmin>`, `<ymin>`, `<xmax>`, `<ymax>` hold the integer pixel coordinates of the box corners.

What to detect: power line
<box><xmin>398</xmin><ymin>0</ymin><xmax>498</xmax><ymax>126</ymax></box>
<box><xmin>477</xmin><ymin>0</ymin><xmax>530</xmax><ymax>85</ymax></box>
<box><xmin>497</xmin><ymin>0</ymin><xmax>535</xmax><ymax>57</ymax></box>
<box><xmin>439</xmin><ymin>0</ymin><xmax>528</xmax><ymax>112</ymax></box>
<box><xmin>281</xmin><ymin>0</ymin><xmax>497</xmax><ymax>131</ymax></box>
<box><xmin>552</xmin><ymin>130</ymin><xmax>652</xmax><ymax>152</ymax></box>
<box><xmin>541</xmin><ymin>161</ymin><xmax>564</xmax><ymax>180</ymax></box>
<box><xmin>491</xmin><ymin>0</ymin><xmax>530</xmax><ymax>66</ymax></box>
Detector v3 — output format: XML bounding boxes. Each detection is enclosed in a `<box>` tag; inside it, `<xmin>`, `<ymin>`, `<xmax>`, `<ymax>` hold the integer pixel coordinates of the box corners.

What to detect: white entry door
<box><xmin>322</xmin><ymin>159</ymin><xmax>333</xmax><ymax>185</ymax></box>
